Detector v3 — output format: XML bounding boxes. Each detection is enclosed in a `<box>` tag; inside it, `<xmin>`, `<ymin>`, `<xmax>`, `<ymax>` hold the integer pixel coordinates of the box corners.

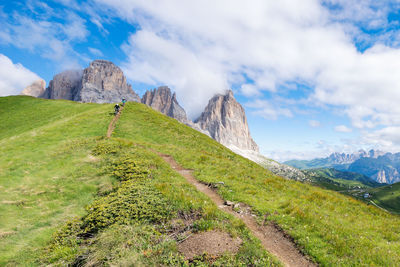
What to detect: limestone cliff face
<box><xmin>141</xmin><ymin>86</ymin><xmax>188</xmax><ymax>123</ymax></box>
<box><xmin>41</xmin><ymin>70</ymin><xmax>82</xmax><ymax>100</ymax></box>
<box><xmin>41</xmin><ymin>60</ymin><xmax>140</xmax><ymax>103</ymax></box>
<box><xmin>194</xmin><ymin>90</ymin><xmax>259</xmax><ymax>152</ymax></box>
<box><xmin>21</xmin><ymin>79</ymin><xmax>46</xmax><ymax>97</ymax></box>
<box><xmin>74</xmin><ymin>60</ymin><xmax>140</xmax><ymax>103</ymax></box>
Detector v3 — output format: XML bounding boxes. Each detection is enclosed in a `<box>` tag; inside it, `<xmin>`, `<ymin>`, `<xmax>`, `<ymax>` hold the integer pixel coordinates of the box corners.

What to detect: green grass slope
<box><xmin>312</xmin><ymin>168</ymin><xmax>380</xmax><ymax>187</ymax></box>
<box><xmin>1</xmin><ymin>96</ymin><xmax>400</xmax><ymax>266</ymax></box>
<box><xmin>368</xmin><ymin>182</ymin><xmax>400</xmax><ymax>214</ymax></box>
<box><xmin>0</xmin><ymin>96</ymin><xmax>278</xmax><ymax>266</ymax></box>
<box><xmin>115</xmin><ymin>103</ymin><xmax>400</xmax><ymax>266</ymax></box>
<box><xmin>0</xmin><ymin>96</ymin><xmax>115</xmax><ymax>265</ymax></box>
<box><xmin>304</xmin><ymin>168</ymin><xmax>381</xmax><ymax>190</ymax></box>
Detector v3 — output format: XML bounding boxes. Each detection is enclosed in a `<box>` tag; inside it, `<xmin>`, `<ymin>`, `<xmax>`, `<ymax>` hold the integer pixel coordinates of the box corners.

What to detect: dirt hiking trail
<box><xmin>159</xmin><ymin>153</ymin><xmax>316</xmax><ymax>267</ymax></box>
<box><xmin>106</xmin><ymin>107</ymin><xmax>123</xmax><ymax>138</ymax></box>
<box><xmin>106</xmin><ymin>109</ymin><xmax>316</xmax><ymax>266</ymax></box>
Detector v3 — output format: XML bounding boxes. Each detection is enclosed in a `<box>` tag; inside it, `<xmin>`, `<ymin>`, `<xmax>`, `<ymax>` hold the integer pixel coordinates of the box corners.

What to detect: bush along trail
<box><xmin>104</xmin><ymin>104</ymin><xmax>315</xmax><ymax>266</ymax></box>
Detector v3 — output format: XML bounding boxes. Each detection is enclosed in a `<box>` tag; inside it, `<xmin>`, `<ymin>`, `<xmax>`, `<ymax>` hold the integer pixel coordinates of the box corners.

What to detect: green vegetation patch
<box><xmin>82</xmin><ymin>180</ymin><xmax>173</xmax><ymax>233</ymax></box>
<box><xmin>113</xmin><ymin>102</ymin><xmax>400</xmax><ymax>267</ymax></box>
<box><xmin>368</xmin><ymin>182</ymin><xmax>400</xmax><ymax>214</ymax></box>
<box><xmin>0</xmin><ymin>97</ymin><xmax>113</xmax><ymax>266</ymax></box>
<box><xmin>42</xmin><ymin>138</ymin><xmax>280</xmax><ymax>266</ymax></box>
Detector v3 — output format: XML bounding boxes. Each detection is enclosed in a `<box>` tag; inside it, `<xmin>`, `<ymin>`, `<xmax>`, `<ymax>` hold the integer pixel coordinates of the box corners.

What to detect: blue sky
<box><xmin>2</xmin><ymin>0</ymin><xmax>400</xmax><ymax>161</ymax></box>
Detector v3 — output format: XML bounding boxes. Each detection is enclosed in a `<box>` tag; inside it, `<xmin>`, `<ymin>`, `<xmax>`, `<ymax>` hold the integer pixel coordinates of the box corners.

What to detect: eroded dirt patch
<box><xmin>0</xmin><ymin>231</ymin><xmax>16</xmax><ymax>239</ymax></box>
<box><xmin>178</xmin><ymin>230</ymin><xmax>242</xmax><ymax>260</ymax></box>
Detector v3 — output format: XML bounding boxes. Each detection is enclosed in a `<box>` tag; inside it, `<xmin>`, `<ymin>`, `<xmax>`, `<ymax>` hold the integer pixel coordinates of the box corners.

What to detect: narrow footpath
<box><xmin>159</xmin><ymin>153</ymin><xmax>316</xmax><ymax>267</ymax></box>
<box><xmin>106</xmin><ymin>107</ymin><xmax>123</xmax><ymax>138</ymax></box>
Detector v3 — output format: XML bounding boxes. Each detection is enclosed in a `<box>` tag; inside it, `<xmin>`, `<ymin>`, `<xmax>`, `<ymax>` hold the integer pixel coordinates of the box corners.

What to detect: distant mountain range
<box><xmin>285</xmin><ymin>150</ymin><xmax>400</xmax><ymax>184</ymax></box>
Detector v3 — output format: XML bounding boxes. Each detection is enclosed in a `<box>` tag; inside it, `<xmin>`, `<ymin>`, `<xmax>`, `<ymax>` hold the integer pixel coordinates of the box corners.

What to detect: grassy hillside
<box><xmin>0</xmin><ymin>96</ymin><xmax>115</xmax><ymax>265</ymax></box>
<box><xmin>368</xmin><ymin>182</ymin><xmax>400</xmax><ymax>214</ymax></box>
<box><xmin>115</xmin><ymin>103</ymin><xmax>400</xmax><ymax>266</ymax></box>
<box><xmin>0</xmin><ymin>97</ymin><xmax>278</xmax><ymax>266</ymax></box>
<box><xmin>284</xmin><ymin>158</ymin><xmax>333</xmax><ymax>169</ymax></box>
<box><xmin>304</xmin><ymin>168</ymin><xmax>381</xmax><ymax>190</ymax></box>
<box><xmin>1</xmin><ymin>96</ymin><xmax>400</xmax><ymax>266</ymax></box>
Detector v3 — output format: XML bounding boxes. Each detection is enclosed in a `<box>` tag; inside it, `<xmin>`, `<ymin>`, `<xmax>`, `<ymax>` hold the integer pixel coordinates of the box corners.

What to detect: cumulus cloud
<box><xmin>88</xmin><ymin>47</ymin><xmax>103</xmax><ymax>57</ymax></box>
<box><xmin>334</xmin><ymin>125</ymin><xmax>352</xmax><ymax>133</ymax></box>
<box><xmin>363</xmin><ymin>127</ymin><xmax>400</xmax><ymax>151</ymax></box>
<box><xmin>121</xmin><ymin>30</ymin><xmax>228</xmax><ymax>118</ymax></box>
<box><xmin>0</xmin><ymin>4</ymin><xmax>88</xmax><ymax>62</ymax></box>
<box><xmin>0</xmin><ymin>54</ymin><xmax>41</xmax><ymax>96</ymax></box>
<box><xmin>246</xmin><ymin>99</ymin><xmax>292</xmax><ymax>120</ymax></box>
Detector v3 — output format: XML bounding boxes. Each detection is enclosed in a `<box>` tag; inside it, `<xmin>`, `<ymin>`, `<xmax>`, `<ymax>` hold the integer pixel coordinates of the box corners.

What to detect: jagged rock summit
<box><xmin>41</xmin><ymin>70</ymin><xmax>82</xmax><ymax>100</ymax></box>
<box><xmin>41</xmin><ymin>60</ymin><xmax>140</xmax><ymax>103</ymax></box>
<box><xmin>76</xmin><ymin>60</ymin><xmax>140</xmax><ymax>103</ymax></box>
<box><xmin>142</xmin><ymin>86</ymin><xmax>188</xmax><ymax>123</ymax></box>
<box><xmin>194</xmin><ymin>90</ymin><xmax>259</xmax><ymax>152</ymax></box>
<box><xmin>21</xmin><ymin>79</ymin><xmax>46</xmax><ymax>97</ymax></box>
<box><xmin>328</xmin><ymin>149</ymin><xmax>386</xmax><ymax>165</ymax></box>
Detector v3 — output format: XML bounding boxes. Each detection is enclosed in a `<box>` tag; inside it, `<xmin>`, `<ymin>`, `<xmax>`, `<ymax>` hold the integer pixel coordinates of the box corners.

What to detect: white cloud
<box><xmin>240</xmin><ymin>84</ymin><xmax>262</xmax><ymax>97</ymax></box>
<box><xmin>309</xmin><ymin>120</ymin><xmax>321</xmax><ymax>128</ymax></box>
<box><xmin>121</xmin><ymin>30</ymin><xmax>228</xmax><ymax>118</ymax></box>
<box><xmin>88</xmin><ymin>47</ymin><xmax>104</xmax><ymax>57</ymax></box>
<box><xmin>246</xmin><ymin>99</ymin><xmax>292</xmax><ymax>120</ymax></box>
<box><xmin>0</xmin><ymin>5</ymin><xmax>88</xmax><ymax>63</ymax></box>
<box><xmin>0</xmin><ymin>54</ymin><xmax>41</xmax><ymax>96</ymax></box>
<box><xmin>364</xmin><ymin>127</ymin><xmax>400</xmax><ymax>151</ymax></box>
<box><xmin>334</xmin><ymin>125</ymin><xmax>352</xmax><ymax>133</ymax></box>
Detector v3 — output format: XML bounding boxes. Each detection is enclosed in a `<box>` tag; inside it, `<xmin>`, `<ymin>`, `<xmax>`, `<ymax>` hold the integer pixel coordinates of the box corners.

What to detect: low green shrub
<box><xmin>111</xmin><ymin>156</ymin><xmax>150</xmax><ymax>181</ymax></box>
<box><xmin>92</xmin><ymin>140</ymin><xmax>124</xmax><ymax>155</ymax></box>
<box><xmin>82</xmin><ymin>180</ymin><xmax>174</xmax><ymax>233</ymax></box>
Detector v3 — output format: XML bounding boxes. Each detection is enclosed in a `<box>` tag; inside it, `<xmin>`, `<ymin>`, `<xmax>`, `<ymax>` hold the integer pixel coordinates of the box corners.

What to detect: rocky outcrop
<box><xmin>75</xmin><ymin>60</ymin><xmax>140</xmax><ymax>103</ymax></box>
<box><xmin>21</xmin><ymin>79</ymin><xmax>46</xmax><ymax>97</ymax></box>
<box><xmin>194</xmin><ymin>90</ymin><xmax>258</xmax><ymax>152</ymax></box>
<box><xmin>41</xmin><ymin>70</ymin><xmax>82</xmax><ymax>100</ymax></box>
<box><xmin>41</xmin><ymin>60</ymin><xmax>140</xmax><ymax>103</ymax></box>
<box><xmin>229</xmin><ymin>147</ymin><xmax>307</xmax><ymax>181</ymax></box>
<box><xmin>141</xmin><ymin>86</ymin><xmax>188</xmax><ymax>123</ymax></box>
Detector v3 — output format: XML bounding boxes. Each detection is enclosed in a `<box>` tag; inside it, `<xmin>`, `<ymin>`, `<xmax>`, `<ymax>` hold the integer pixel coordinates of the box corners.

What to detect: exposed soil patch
<box><xmin>178</xmin><ymin>230</ymin><xmax>242</xmax><ymax>260</ymax></box>
<box><xmin>1</xmin><ymin>200</ymin><xmax>26</xmax><ymax>205</ymax></box>
<box><xmin>159</xmin><ymin>153</ymin><xmax>317</xmax><ymax>267</ymax></box>
<box><xmin>85</xmin><ymin>154</ymin><xmax>99</xmax><ymax>163</ymax></box>
<box><xmin>0</xmin><ymin>231</ymin><xmax>16</xmax><ymax>239</ymax></box>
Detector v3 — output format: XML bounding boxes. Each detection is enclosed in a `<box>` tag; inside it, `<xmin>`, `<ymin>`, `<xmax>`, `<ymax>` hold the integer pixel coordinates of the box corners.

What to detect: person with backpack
<box><xmin>114</xmin><ymin>104</ymin><xmax>120</xmax><ymax>115</ymax></box>
<box><xmin>122</xmin><ymin>98</ymin><xmax>127</xmax><ymax>106</ymax></box>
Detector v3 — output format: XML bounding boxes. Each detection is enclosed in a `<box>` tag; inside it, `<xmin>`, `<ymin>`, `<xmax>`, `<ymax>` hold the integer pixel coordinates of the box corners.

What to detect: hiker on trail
<box><xmin>114</xmin><ymin>104</ymin><xmax>120</xmax><ymax>115</ymax></box>
<box><xmin>122</xmin><ymin>98</ymin><xmax>127</xmax><ymax>106</ymax></box>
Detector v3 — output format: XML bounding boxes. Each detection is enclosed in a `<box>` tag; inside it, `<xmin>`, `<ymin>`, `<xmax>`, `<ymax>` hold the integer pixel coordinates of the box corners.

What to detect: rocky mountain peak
<box><xmin>21</xmin><ymin>79</ymin><xmax>46</xmax><ymax>97</ymax></box>
<box><xmin>40</xmin><ymin>60</ymin><xmax>140</xmax><ymax>103</ymax></box>
<box><xmin>75</xmin><ymin>60</ymin><xmax>140</xmax><ymax>103</ymax></box>
<box><xmin>41</xmin><ymin>70</ymin><xmax>82</xmax><ymax>100</ymax></box>
<box><xmin>141</xmin><ymin>86</ymin><xmax>188</xmax><ymax>123</ymax></box>
<box><xmin>194</xmin><ymin>90</ymin><xmax>259</xmax><ymax>152</ymax></box>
